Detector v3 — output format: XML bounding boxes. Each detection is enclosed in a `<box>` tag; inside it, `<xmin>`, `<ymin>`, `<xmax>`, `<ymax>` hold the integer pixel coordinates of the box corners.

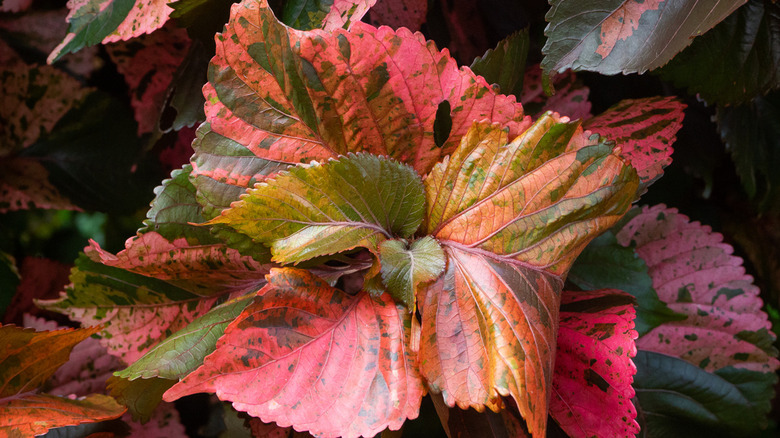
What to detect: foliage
<box><xmin>1</xmin><ymin>0</ymin><xmax>779</xmax><ymax>437</ymax></box>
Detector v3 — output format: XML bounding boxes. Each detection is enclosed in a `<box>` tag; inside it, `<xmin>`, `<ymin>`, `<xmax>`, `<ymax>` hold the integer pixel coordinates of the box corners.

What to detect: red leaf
<box><xmin>4</xmin><ymin>257</ymin><xmax>70</xmax><ymax>325</ymax></box>
<box><xmin>368</xmin><ymin>0</ymin><xmax>427</xmax><ymax>31</ymax></box>
<box><xmin>0</xmin><ymin>393</ymin><xmax>126</xmax><ymax>437</ymax></box>
<box><xmin>164</xmin><ymin>268</ymin><xmax>424</xmax><ymax>438</ymax></box>
<box><xmin>616</xmin><ymin>205</ymin><xmax>780</xmax><ymax>373</ymax></box>
<box><xmin>550</xmin><ymin>290</ymin><xmax>639</xmax><ymax>438</ymax></box>
<box><xmin>584</xmin><ymin>96</ymin><xmax>686</xmax><ymax>186</ymax></box>
<box><xmin>106</xmin><ymin>24</ymin><xmax>190</xmax><ymax>134</ymax></box>
<box><xmin>192</xmin><ymin>0</ymin><xmax>528</xmax><ymax>217</ymax></box>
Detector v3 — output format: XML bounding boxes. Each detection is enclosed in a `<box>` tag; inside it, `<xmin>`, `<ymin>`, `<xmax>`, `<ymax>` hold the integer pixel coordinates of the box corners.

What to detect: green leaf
<box><xmin>657</xmin><ymin>0</ymin><xmax>780</xmax><ymax>106</ymax></box>
<box><xmin>139</xmin><ymin>164</ymin><xmax>219</xmax><ymax>245</ymax></box>
<box><xmin>107</xmin><ymin>375</ymin><xmax>176</xmax><ymax>423</ymax></box>
<box><xmin>282</xmin><ymin>0</ymin><xmax>334</xmax><ymax>29</ymax></box>
<box><xmin>470</xmin><ymin>29</ymin><xmax>529</xmax><ymax>97</ymax></box>
<box><xmin>634</xmin><ymin>350</ymin><xmax>778</xmax><ymax>437</ymax></box>
<box><xmin>115</xmin><ymin>294</ymin><xmax>254</xmax><ymax>380</ymax></box>
<box><xmin>48</xmin><ymin>0</ymin><xmax>136</xmax><ymax>63</ymax></box>
<box><xmin>541</xmin><ymin>0</ymin><xmax>746</xmax><ymax>81</ymax></box>
<box><xmin>567</xmin><ymin>231</ymin><xmax>685</xmax><ymax>336</ymax></box>
<box><xmin>378</xmin><ymin>236</ymin><xmax>445</xmax><ymax>308</ymax></box>
<box><xmin>208</xmin><ymin>153</ymin><xmax>426</xmax><ymax>264</ymax></box>
<box><xmin>716</xmin><ymin>92</ymin><xmax>780</xmax><ymax>208</ymax></box>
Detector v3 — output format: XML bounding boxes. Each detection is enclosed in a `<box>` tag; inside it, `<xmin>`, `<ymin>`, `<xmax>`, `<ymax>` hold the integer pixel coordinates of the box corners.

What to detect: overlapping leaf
<box><xmin>616</xmin><ymin>205</ymin><xmax>779</xmax><ymax>373</ymax></box>
<box><xmin>208</xmin><ymin>153</ymin><xmax>425</xmax><ymax>264</ymax></box>
<box><xmin>0</xmin><ymin>325</ymin><xmax>126</xmax><ymax>436</ymax></box>
<box><xmin>368</xmin><ymin>0</ymin><xmax>427</xmax><ymax>31</ymax></box>
<box><xmin>585</xmin><ymin>96</ymin><xmax>686</xmax><ymax>187</ymax></box>
<box><xmin>549</xmin><ymin>289</ymin><xmax>639</xmax><ymax>437</ymax></box>
<box><xmin>191</xmin><ymin>0</ymin><xmax>528</xmax><ymax>218</ymax></box>
<box><xmin>419</xmin><ymin>120</ymin><xmax>638</xmax><ymax>436</ymax></box>
<box><xmin>470</xmin><ymin>30</ymin><xmax>529</xmax><ymax>98</ymax></box>
<box><xmin>542</xmin><ymin>0</ymin><xmax>747</xmax><ymax>79</ymax></box>
<box><xmin>39</xmin><ymin>233</ymin><xmax>270</xmax><ymax>363</ymax></box>
<box><xmin>379</xmin><ymin>236</ymin><xmax>445</xmax><ymax>309</ymax></box>
<box><xmin>520</xmin><ymin>65</ymin><xmax>592</xmax><ymax>122</ymax></box>
<box><xmin>164</xmin><ymin>268</ymin><xmax>424</xmax><ymax>438</ymax></box>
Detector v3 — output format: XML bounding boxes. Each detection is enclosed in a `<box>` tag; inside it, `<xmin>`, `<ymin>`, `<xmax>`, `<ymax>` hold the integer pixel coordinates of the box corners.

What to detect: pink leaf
<box><xmin>550</xmin><ymin>289</ymin><xmax>639</xmax><ymax>438</ymax></box>
<box><xmin>322</xmin><ymin>0</ymin><xmax>376</xmax><ymax>31</ymax></box>
<box><xmin>106</xmin><ymin>24</ymin><xmax>190</xmax><ymax>134</ymax></box>
<box><xmin>0</xmin><ymin>0</ymin><xmax>31</xmax><ymax>13</ymax></box>
<box><xmin>125</xmin><ymin>402</ymin><xmax>186</xmax><ymax>437</ymax></box>
<box><xmin>102</xmin><ymin>0</ymin><xmax>175</xmax><ymax>44</ymax></box>
<box><xmin>615</xmin><ymin>205</ymin><xmax>780</xmax><ymax>373</ymax></box>
<box><xmin>521</xmin><ymin>65</ymin><xmax>592</xmax><ymax>121</ymax></box>
<box><xmin>164</xmin><ymin>268</ymin><xmax>424</xmax><ymax>438</ymax></box>
<box><xmin>584</xmin><ymin>96</ymin><xmax>686</xmax><ymax>186</ymax></box>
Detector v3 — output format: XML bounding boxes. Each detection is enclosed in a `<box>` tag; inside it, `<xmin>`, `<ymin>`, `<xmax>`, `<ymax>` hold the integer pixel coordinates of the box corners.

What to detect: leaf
<box><xmin>0</xmin><ymin>158</ymin><xmax>78</xmax><ymax>212</ymax></box>
<box><xmin>1</xmin><ymin>0</ymin><xmax>32</xmax><ymax>13</ymax></box>
<box><xmin>191</xmin><ymin>0</ymin><xmax>527</xmax><ymax>218</ymax></box>
<box><xmin>320</xmin><ymin>0</ymin><xmax>375</xmax><ymax>31</ymax></box>
<box><xmin>0</xmin><ymin>324</ymin><xmax>101</xmax><ymax>397</ymax></box>
<box><xmin>107</xmin><ymin>375</ymin><xmax>175</xmax><ymax>423</ymax></box>
<box><xmin>549</xmin><ymin>289</ymin><xmax>639</xmax><ymax>438</ymax></box>
<box><xmin>431</xmin><ymin>393</ymin><xmax>529</xmax><ymax>438</ymax></box>
<box><xmin>48</xmin><ymin>0</ymin><xmax>136</xmax><ymax>63</ymax></box>
<box><xmin>0</xmin><ymin>393</ymin><xmax>126</xmax><ymax>437</ymax></box>
<box><xmin>567</xmin><ymin>232</ymin><xmax>685</xmax><ymax>336</ymax></box>
<box><xmin>520</xmin><ymin>65</ymin><xmax>592</xmax><ymax>122</ymax></box>
<box><xmin>4</xmin><ymin>257</ymin><xmax>70</xmax><ymax>325</ymax></box>
<box><xmin>657</xmin><ymin>0</ymin><xmax>780</xmax><ymax>106</ymax></box>
<box><xmin>125</xmin><ymin>401</ymin><xmax>186</xmax><ymax>436</ymax></box>
<box><xmin>116</xmin><ymin>293</ymin><xmax>254</xmax><ymax>380</ymax></box>
<box><xmin>716</xmin><ymin>92</ymin><xmax>780</xmax><ymax>206</ymax></box>
<box><xmin>419</xmin><ymin>120</ymin><xmax>638</xmax><ymax>436</ymax></box>
<box><xmin>368</xmin><ymin>0</ymin><xmax>427</xmax><ymax>31</ymax></box>
<box><xmin>584</xmin><ymin>96</ymin><xmax>686</xmax><ymax>188</ymax></box>
<box><xmin>163</xmin><ymin>268</ymin><xmax>424</xmax><ymax>438</ymax></box>
<box><xmin>378</xmin><ymin>236</ymin><xmax>445</xmax><ymax>308</ymax></box>
<box><xmin>439</xmin><ymin>0</ymin><xmax>489</xmax><ymax>64</ymax></box>
<box><xmin>615</xmin><ymin>204</ymin><xmax>780</xmax><ymax>373</ymax></box>
<box><xmin>209</xmin><ymin>154</ymin><xmax>426</xmax><ymax>264</ymax></box>
<box><xmin>105</xmin><ymin>24</ymin><xmax>191</xmax><ymax>134</ymax></box>
<box><xmin>470</xmin><ymin>30</ymin><xmax>530</xmax><ymax>97</ymax></box>
<box><xmin>542</xmin><ymin>0</ymin><xmax>747</xmax><ymax>79</ymax></box>
<box><xmin>0</xmin><ymin>325</ymin><xmax>125</xmax><ymax>436</ymax></box>
<box><xmin>138</xmin><ymin>164</ymin><xmax>222</xmax><ymax>245</ymax></box>
<box><xmin>282</xmin><ymin>0</ymin><xmax>374</xmax><ymax>31</ymax></box>
<box><xmin>633</xmin><ymin>350</ymin><xmax>778</xmax><ymax>437</ymax></box>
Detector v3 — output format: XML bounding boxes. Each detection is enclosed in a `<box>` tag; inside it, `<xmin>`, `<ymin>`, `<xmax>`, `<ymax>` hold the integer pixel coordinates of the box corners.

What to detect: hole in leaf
<box><xmin>433</xmin><ymin>100</ymin><xmax>452</xmax><ymax>148</ymax></box>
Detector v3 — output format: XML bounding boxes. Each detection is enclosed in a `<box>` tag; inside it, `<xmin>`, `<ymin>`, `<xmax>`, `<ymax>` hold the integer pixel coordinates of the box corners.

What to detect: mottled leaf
<box><xmin>616</xmin><ymin>205</ymin><xmax>780</xmax><ymax>373</ymax></box>
<box><xmin>116</xmin><ymin>293</ymin><xmax>254</xmax><ymax>380</ymax></box>
<box><xmin>550</xmin><ymin>289</ymin><xmax>639</xmax><ymax>437</ymax></box>
<box><xmin>658</xmin><ymin>0</ymin><xmax>780</xmax><ymax>106</ymax></box>
<box><xmin>716</xmin><ymin>92</ymin><xmax>780</xmax><ymax>206</ymax></box>
<box><xmin>106</xmin><ymin>24</ymin><xmax>190</xmax><ymax>134</ymax></box>
<box><xmin>0</xmin><ymin>393</ymin><xmax>126</xmax><ymax>437</ymax></box>
<box><xmin>191</xmin><ymin>0</ymin><xmax>527</xmax><ymax>218</ymax></box>
<box><xmin>209</xmin><ymin>154</ymin><xmax>425</xmax><ymax>264</ymax></box>
<box><xmin>542</xmin><ymin>0</ymin><xmax>747</xmax><ymax>79</ymax></box>
<box><xmin>368</xmin><ymin>0</ymin><xmax>427</xmax><ymax>31</ymax></box>
<box><xmin>47</xmin><ymin>0</ymin><xmax>136</xmax><ymax>62</ymax></box>
<box><xmin>470</xmin><ymin>30</ymin><xmax>529</xmax><ymax>97</ymax></box>
<box><xmin>0</xmin><ymin>324</ymin><xmax>101</xmax><ymax>397</ymax></box>
<box><xmin>420</xmin><ymin>120</ymin><xmax>638</xmax><ymax>436</ymax></box>
<box><xmin>584</xmin><ymin>96</ymin><xmax>686</xmax><ymax>188</ymax></box>
<box><xmin>633</xmin><ymin>350</ymin><xmax>777</xmax><ymax>437</ymax></box>
<box><xmin>164</xmin><ymin>268</ymin><xmax>424</xmax><ymax>438</ymax></box>
<box><xmin>378</xmin><ymin>236</ymin><xmax>445</xmax><ymax>309</ymax></box>
<box><xmin>283</xmin><ymin>0</ymin><xmax>374</xmax><ymax>31</ymax></box>
<box><xmin>567</xmin><ymin>232</ymin><xmax>684</xmax><ymax>336</ymax></box>
<box><xmin>520</xmin><ymin>65</ymin><xmax>592</xmax><ymax>121</ymax></box>
<box><xmin>107</xmin><ymin>375</ymin><xmax>175</xmax><ymax>423</ymax></box>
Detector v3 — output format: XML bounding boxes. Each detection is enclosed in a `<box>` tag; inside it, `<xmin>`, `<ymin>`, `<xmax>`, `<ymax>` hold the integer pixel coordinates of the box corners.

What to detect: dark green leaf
<box><xmin>470</xmin><ymin>29</ymin><xmax>529</xmax><ymax>97</ymax></box>
<box><xmin>716</xmin><ymin>92</ymin><xmax>780</xmax><ymax>208</ymax></box>
<box><xmin>568</xmin><ymin>231</ymin><xmax>685</xmax><ymax>335</ymax></box>
<box><xmin>209</xmin><ymin>153</ymin><xmax>426</xmax><ymax>264</ymax></box>
<box><xmin>657</xmin><ymin>0</ymin><xmax>780</xmax><ymax>106</ymax></box>
<box><xmin>541</xmin><ymin>0</ymin><xmax>746</xmax><ymax>82</ymax></box>
<box><xmin>282</xmin><ymin>0</ymin><xmax>334</xmax><ymax>30</ymax></box>
<box><xmin>107</xmin><ymin>375</ymin><xmax>176</xmax><ymax>423</ymax></box>
<box><xmin>634</xmin><ymin>350</ymin><xmax>778</xmax><ymax>437</ymax></box>
<box><xmin>378</xmin><ymin>236</ymin><xmax>445</xmax><ymax>308</ymax></box>
<box><xmin>48</xmin><ymin>0</ymin><xmax>136</xmax><ymax>62</ymax></box>
<box><xmin>160</xmin><ymin>40</ymin><xmax>209</xmax><ymax>132</ymax></box>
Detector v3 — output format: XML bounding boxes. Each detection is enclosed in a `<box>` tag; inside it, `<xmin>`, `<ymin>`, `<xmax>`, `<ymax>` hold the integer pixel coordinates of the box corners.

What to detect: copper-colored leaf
<box><xmin>191</xmin><ymin>0</ymin><xmax>527</xmax><ymax>217</ymax></box>
<box><xmin>585</xmin><ymin>96</ymin><xmax>686</xmax><ymax>187</ymax></box>
<box><xmin>420</xmin><ymin>120</ymin><xmax>638</xmax><ymax>436</ymax></box>
<box><xmin>550</xmin><ymin>289</ymin><xmax>639</xmax><ymax>437</ymax></box>
<box><xmin>164</xmin><ymin>268</ymin><xmax>424</xmax><ymax>438</ymax></box>
<box><xmin>0</xmin><ymin>393</ymin><xmax>126</xmax><ymax>437</ymax></box>
<box><xmin>615</xmin><ymin>205</ymin><xmax>780</xmax><ymax>373</ymax></box>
